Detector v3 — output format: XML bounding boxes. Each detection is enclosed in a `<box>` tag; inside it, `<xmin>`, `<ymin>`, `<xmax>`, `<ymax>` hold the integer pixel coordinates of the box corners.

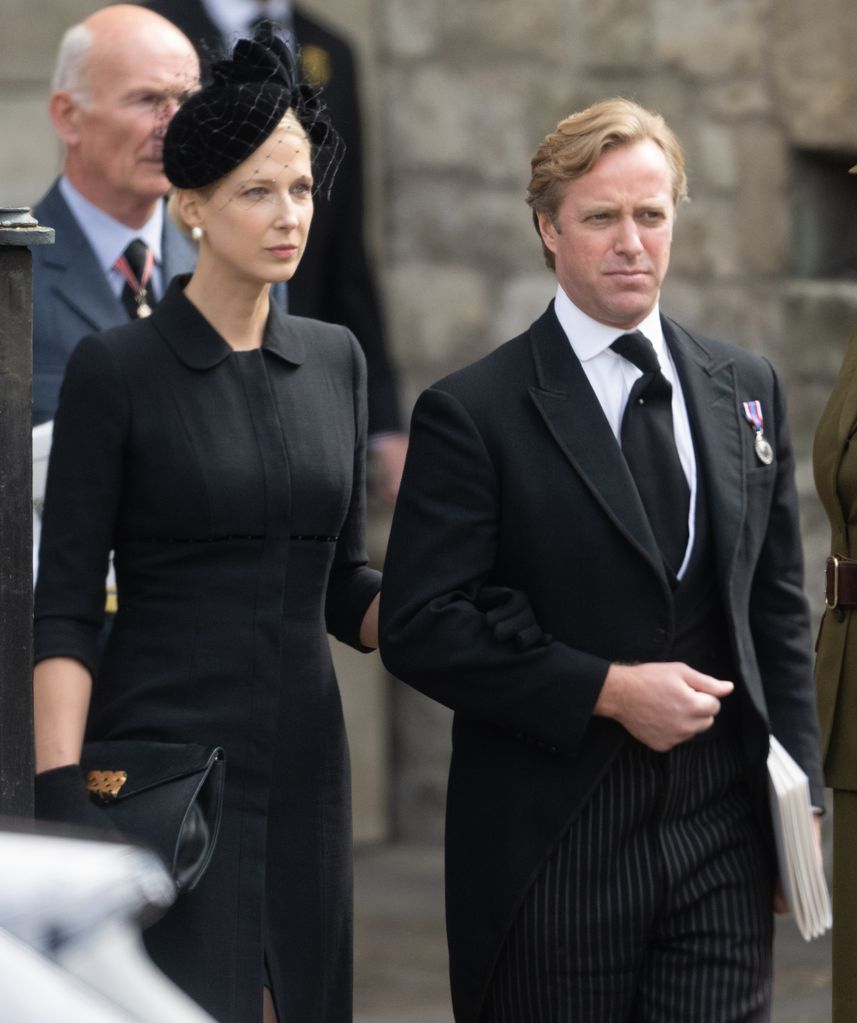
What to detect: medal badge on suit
<box><xmin>743</xmin><ymin>400</ymin><xmax>773</xmax><ymax>465</ymax></box>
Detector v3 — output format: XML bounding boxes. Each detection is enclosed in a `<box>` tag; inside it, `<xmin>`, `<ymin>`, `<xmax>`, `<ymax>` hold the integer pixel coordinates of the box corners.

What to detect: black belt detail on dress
<box><xmin>127</xmin><ymin>534</ymin><xmax>264</xmax><ymax>543</ymax></box>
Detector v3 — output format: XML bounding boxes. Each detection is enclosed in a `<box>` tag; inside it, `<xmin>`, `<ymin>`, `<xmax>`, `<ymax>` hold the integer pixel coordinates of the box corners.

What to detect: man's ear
<box><xmin>536</xmin><ymin>211</ymin><xmax>559</xmax><ymax>255</ymax></box>
<box><xmin>49</xmin><ymin>91</ymin><xmax>83</xmax><ymax>146</ymax></box>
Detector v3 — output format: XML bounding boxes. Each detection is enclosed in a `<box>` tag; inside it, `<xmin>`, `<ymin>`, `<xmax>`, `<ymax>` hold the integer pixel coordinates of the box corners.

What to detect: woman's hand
<box><xmin>359</xmin><ymin>592</ymin><xmax>380</xmax><ymax>649</ymax></box>
<box><xmin>475</xmin><ymin>586</ymin><xmax>551</xmax><ymax>650</ymax></box>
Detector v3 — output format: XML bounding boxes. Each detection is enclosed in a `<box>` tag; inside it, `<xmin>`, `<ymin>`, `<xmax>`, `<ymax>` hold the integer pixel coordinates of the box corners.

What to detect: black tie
<box><xmin>117</xmin><ymin>238</ymin><xmax>156</xmax><ymax>319</ymax></box>
<box><xmin>611</xmin><ymin>331</ymin><xmax>690</xmax><ymax>577</ymax></box>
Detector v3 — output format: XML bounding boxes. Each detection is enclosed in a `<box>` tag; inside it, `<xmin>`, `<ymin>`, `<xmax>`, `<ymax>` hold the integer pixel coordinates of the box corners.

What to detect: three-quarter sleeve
<box><xmin>324</xmin><ymin>330</ymin><xmax>381</xmax><ymax>649</ymax></box>
<box><xmin>34</xmin><ymin>334</ymin><xmax>129</xmax><ymax>676</ymax></box>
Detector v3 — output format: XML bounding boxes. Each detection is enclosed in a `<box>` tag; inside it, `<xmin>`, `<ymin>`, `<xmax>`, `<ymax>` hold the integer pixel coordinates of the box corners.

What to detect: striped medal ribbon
<box><xmin>742</xmin><ymin>400</ymin><xmax>773</xmax><ymax>465</ymax></box>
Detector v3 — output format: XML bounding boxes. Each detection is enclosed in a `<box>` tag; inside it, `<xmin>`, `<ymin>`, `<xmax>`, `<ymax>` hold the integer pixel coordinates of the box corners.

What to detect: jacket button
<box><xmin>833</xmin><ymin>607</ymin><xmax>845</xmax><ymax>623</ymax></box>
<box><xmin>651</xmin><ymin>627</ymin><xmax>667</xmax><ymax>645</ymax></box>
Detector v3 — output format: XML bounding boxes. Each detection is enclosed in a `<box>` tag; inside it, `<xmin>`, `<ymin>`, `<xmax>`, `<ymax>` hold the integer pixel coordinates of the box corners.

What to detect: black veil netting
<box><xmin>163</xmin><ymin>21</ymin><xmax>343</xmax><ymax>197</ymax></box>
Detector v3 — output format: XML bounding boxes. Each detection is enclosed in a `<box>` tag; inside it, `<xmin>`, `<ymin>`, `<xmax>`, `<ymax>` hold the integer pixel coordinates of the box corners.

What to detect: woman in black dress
<box><xmin>33</xmin><ymin>32</ymin><xmax>379</xmax><ymax>1023</ymax></box>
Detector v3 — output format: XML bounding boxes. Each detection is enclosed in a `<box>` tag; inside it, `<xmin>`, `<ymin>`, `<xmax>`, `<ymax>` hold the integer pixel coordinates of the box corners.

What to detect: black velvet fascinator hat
<box><xmin>163</xmin><ymin>25</ymin><xmax>341</xmax><ymax>194</ymax></box>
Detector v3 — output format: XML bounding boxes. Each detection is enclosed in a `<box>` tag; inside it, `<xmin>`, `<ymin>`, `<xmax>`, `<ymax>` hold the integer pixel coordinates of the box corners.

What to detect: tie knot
<box><xmin>122</xmin><ymin>238</ymin><xmax>150</xmax><ymax>279</ymax></box>
<box><xmin>611</xmin><ymin>331</ymin><xmax>660</xmax><ymax>376</ymax></box>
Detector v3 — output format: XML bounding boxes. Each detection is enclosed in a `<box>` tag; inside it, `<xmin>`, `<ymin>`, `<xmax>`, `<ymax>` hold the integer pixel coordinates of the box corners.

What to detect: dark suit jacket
<box><xmin>138</xmin><ymin>0</ymin><xmax>402</xmax><ymax>434</ymax></box>
<box><xmin>32</xmin><ymin>180</ymin><xmax>290</xmax><ymax>427</ymax></box>
<box><xmin>31</xmin><ymin>181</ymin><xmax>196</xmax><ymax>425</ymax></box>
<box><xmin>380</xmin><ymin>303</ymin><xmax>824</xmax><ymax>1022</ymax></box>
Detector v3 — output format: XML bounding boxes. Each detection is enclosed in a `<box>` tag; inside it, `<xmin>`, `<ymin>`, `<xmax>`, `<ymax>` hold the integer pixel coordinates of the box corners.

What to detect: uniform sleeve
<box><xmin>34</xmin><ymin>335</ymin><xmax>129</xmax><ymax>676</ymax></box>
<box><xmin>324</xmin><ymin>331</ymin><xmax>381</xmax><ymax>649</ymax></box>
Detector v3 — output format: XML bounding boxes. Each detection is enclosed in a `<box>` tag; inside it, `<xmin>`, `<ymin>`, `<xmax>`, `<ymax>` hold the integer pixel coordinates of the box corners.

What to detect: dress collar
<box><xmin>152</xmin><ymin>275</ymin><xmax>305</xmax><ymax>369</ymax></box>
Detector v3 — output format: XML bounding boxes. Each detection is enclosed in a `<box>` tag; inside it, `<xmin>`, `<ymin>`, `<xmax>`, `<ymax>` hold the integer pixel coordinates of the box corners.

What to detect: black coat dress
<box><xmin>34</xmin><ymin>277</ymin><xmax>381</xmax><ymax>1023</ymax></box>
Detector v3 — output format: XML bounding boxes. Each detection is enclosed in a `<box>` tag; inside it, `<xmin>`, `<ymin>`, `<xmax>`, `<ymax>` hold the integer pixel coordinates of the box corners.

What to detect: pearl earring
<box><xmin>191</xmin><ymin>225</ymin><xmax>204</xmax><ymax>241</ymax></box>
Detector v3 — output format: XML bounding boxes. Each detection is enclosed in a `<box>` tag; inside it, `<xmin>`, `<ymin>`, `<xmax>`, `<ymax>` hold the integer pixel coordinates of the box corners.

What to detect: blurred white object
<box><xmin>0</xmin><ymin>828</ymin><xmax>215</xmax><ymax>1021</ymax></box>
<box><xmin>32</xmin><ymin>420</ymin><xmax>52</xmax><ymax>581</ymax></box>
<box><xmin>33</xmin><ymin>419</ymin><xmax>117</xmax><ymax>603</ymax></box>
<box><xmin>32</xmin><ymin>419</ymin><xmax>52</xmax><ymax>504</ymax></box>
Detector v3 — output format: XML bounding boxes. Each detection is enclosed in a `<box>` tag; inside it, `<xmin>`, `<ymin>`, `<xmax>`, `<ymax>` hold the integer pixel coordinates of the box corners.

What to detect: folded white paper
<box><xmin>767</xmin><ymin>735</ymin><xmax>832</xmax><ymax>941</ymax></box>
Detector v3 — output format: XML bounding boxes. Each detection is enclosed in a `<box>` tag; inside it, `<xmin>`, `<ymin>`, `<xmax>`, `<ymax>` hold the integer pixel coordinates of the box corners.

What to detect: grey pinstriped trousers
<box><xmin>482</xmin><ymin>738</ymin><xmax>774</xmax><ymax>1023</ymax></box>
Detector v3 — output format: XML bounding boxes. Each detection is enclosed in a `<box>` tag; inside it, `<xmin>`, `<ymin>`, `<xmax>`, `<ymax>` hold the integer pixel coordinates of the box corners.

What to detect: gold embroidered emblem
<box><xmin>301</xmin><ymin>45</ymin><xmax>332</xmax><ymax>86</ymax></box>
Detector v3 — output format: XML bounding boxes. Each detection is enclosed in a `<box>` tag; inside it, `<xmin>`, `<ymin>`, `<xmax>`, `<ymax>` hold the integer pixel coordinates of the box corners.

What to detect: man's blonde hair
<box><xmin>527</xmin><ymin>98</ymin><xmax>689</xmax><ymax>270</ymax></box>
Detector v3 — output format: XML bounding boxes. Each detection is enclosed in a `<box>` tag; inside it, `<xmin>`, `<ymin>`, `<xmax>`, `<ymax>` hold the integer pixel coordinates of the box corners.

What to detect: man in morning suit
<box><xmin>137</xmin><ymin>0</ymin><xmax>408</xmax><ymax>502</ymax></box>
<box><xmin>380</xmin><ymin>99</ymin><xmax>824</xmax><ymax>1022</ymax></box>
<box><xmin>32</xmin><ymin>5</ymin><xmax>199</xmax><ymax>426</ymax></box>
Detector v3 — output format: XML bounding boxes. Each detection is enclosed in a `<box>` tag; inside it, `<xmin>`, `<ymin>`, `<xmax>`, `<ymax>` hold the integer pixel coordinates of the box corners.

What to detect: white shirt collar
<box><xmin>553</xmin><ymin>283</ymin><xmax>666</xmax><ymax>367</ymax></box>
<box><xmin>201</xmin><ymin>0</ymin><xmax>293</xmax><ymax>39</ymax></box>
<box><xmin>58</xmin><ymin>177</ymin><xmax>163</xmax><ymax>276</ymax></box>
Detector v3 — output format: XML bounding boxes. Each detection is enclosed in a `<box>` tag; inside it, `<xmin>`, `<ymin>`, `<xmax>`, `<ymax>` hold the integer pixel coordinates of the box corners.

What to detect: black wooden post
<box><xmin>0</xmin><ymin>208</ymin><xmax>54</xmax><ymax>817</ymax></box>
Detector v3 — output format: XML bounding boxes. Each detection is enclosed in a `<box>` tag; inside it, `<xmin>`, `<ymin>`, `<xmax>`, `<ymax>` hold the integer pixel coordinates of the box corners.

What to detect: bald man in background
<box><xmin>31</xmin><ymin>5</ymin><xmax>200</xmax><ymax>427</ymax></box>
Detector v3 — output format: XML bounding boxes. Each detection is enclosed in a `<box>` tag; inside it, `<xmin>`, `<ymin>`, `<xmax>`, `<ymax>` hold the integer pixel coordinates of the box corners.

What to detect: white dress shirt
<box><xmin>200</xmin><ymin>0</ymin><xmax>294</xmax><ymax>41</ymax></box>
<box><xmin>58</xmin><ymin>177</ymin><xmax>165</xmax><ymax>299</ymax></box>
<box><xmin>552</xmin><ymin>284</ymin><xmax>697</xmax><ymax>577</ymax></box>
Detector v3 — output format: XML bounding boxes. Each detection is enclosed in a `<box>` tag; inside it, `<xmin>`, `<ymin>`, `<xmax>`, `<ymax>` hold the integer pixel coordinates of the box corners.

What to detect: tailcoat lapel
<box><xmin>664</xmin><ymin>316</ymin><xmax>744</xmax><ymax>587</ymax></box>
<box><xmin>527</xmin><ymin>303</ymin><xmax>666</xmax><ymax>581</ymax></box>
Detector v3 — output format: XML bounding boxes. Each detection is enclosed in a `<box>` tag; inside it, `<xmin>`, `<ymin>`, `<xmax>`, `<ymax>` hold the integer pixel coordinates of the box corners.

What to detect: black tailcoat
<box><xmin>380</xmin><ymin>303</ymin><xmax>824</xmax><ymax>1023</ymax></box>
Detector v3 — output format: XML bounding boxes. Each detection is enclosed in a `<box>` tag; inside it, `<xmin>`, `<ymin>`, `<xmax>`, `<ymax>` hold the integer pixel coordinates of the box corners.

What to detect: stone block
<box><xmin>333</xmin><ymin>640</ymin><xmax>390</xmax><ymax>845</ymax></box>
<box><xmin>670</xmin><ymin>196</ymin><xmax>743</xmax><ymax>280</ymax></box>
<box><xmin>0</xmin><ymin>91</ymin><xmax>59</xmax><ymax>208</ymax></box>
<box><xmin>694</xmin><ymin>123</ymin><xmax>739</xmax><ymax>193</ymax></box>
<box><xmin>492</xmin><ymin>272</ymin><xmax>555</xmax><ymax>341</ymax></box>
<box><xmin>436</xmin><ymin>0</ymin><xmax>581</xmax><ymax>63</ymax></box>
<box><xmin>771</xmin><ymin>0</ymin><xmax>857</xmax><ymax>149</ymax></box>
<box><xmin>385</xmin><ymin>261</ymin><xmax>491</xmax><ymax>372</ymax></box>
<box><xmin>383</xmin><ymin>0</ymin><xmax>441</xmax><ymax>59</ymax></box>
<box><xmin>579</xmin><ymin>0</ymin><xmax>652</xmax><ymax>72</ymax></box>
<box><xmin>1</xmin><ymin>0</ymin><xmax>101</xmax><ymax>83</ymax></box>
<box><xmin>391</xmin><ymin>685</ymin><xmax>451</xmax><ymax>844</ymax></box>
<box><xmin>734</xmin><ymin>124</ymin><xmax>790</xmax><ymax>275</ymax></box>
<box><xmin>384</xmin><ymin>63</ymin><xmax>546</xmax><ymax>184</ymax></box>
<box><xmin>659</xmin><ymin>277</ymin><xmax>705</xmax><ymax>330</ymax></box>
<box><xmin>782</xmin><ymin>280</ymin><xmax>857</xmax><ymax>382</ymax></box>
<box><xmin>653</xmin><ymin>0</ymin><xmax>768</xmax><ymax>78</ymax></box>
<box><xmin>701</xmin><ymin>282</ymin><xmax>785</xmax><ymax>354</ymax></box>
<box><xmin>388</xmin><ymin>177</ymin><xmax>539</xmax><ymax>272</ymax></box>
<box><xmin>703</xmin><ymin>80</ymin><xmax>772</xmax><ymax>120</ymax></box>
<box><xmin>663</xmin><ymin>279</ymin><xmax>784</xmax><ymax>356</ymax></box>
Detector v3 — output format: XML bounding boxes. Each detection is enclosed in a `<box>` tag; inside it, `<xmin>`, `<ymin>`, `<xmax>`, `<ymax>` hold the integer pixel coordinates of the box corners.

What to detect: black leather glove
<box><xmin>34</xmin><ymin>763</ymin><xmax>118</xmax><ymax>833</ymax></box>
<box><xmin>475</xmin><ymin>586</ymin><xmax>552</xmax><ymax>651</ymax></box>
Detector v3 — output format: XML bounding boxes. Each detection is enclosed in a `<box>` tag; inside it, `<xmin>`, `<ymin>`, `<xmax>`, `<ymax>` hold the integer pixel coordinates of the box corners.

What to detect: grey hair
<box><xmin>51</xmin><ymin>23</ymin><xmax>94</xmax><ymax>104</ymax></box>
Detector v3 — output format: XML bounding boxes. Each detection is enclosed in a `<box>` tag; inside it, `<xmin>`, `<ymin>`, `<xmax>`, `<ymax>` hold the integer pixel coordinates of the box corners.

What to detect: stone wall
<box><xmin>4</xmin><ymin>0</ymin><xmax>857</xmax><ymax>842</ymax></box>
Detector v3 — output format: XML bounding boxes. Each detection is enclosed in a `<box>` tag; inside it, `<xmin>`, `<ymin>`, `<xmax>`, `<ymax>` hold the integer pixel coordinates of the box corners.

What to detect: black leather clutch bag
<box><xmin>81</xmin><ymin>740</ymin><xmax>225</xmax><ymax>893</ymax></box>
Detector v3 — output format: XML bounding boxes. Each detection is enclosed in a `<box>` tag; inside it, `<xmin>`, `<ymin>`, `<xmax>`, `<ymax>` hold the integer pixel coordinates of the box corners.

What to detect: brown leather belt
<box><xmin>826</xmin><ymin>555</ymin><xmax>857</xmax><ymax>609</ymax></box>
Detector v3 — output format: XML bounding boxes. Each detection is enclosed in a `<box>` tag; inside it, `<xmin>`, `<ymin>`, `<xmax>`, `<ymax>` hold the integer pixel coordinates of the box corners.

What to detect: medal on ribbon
<box><xmin>115</xmin><ymin>246</ymin><xmax>155</xmax><ymax>318</ymax></box>
<box><xmin>742</xmin><ymin>400</ymin><xmax>773</xmax><ymax>465</ymax></box>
